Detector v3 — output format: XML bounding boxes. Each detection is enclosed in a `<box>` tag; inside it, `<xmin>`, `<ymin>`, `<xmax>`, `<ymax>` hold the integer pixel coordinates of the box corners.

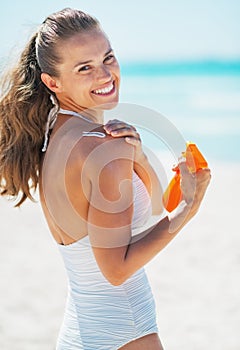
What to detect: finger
<box><xmin>106</xmin><ymin>125</ymin><xmax>137</xmax><ymax>134</ymax></box>
<box><xmin>111</xmin><ymin>126</ymin><xmax>136</xmax><ymax>134</ymax></box>
<box><xmin>178</xmin><ymin>161</ymin><xmax>190</xmax><ymax>176</ymax></box>
<box><xmin>125</xmin><ymin>136</ymin><xmax>141</xmax><ymax>145</ymax></box>
<box><xmin>103</xmin><ymin>120</ymin><xmax>119</xmax><ymax>134</ymax></box>
<box><xmin>104</xmin><ymin>124</ymin><xmax>128</xmax><ymax>134</ymax></box>
<box><xmin>195</xmin><ymin>168</ymin><xmax>211</xmax><ymax>184</ymax></box>
<box><xmin>104</xmin><ymin>122</ymin><xmax>137</xmax><ymax>133</ymax></box>
<box><xmin>105</xmin><ymin>119</ymin><xmax>121</xmax><ymax>123</ymax></box>
<box><xmin>104</xmin><ymin>120</ymin><xmax>125</xmax><ymax>128</ymax></box>
<box><xmin>109</xmin><ymin>128</ymin><xmax>140</xmax><ymax>139</ymax></box>
<box><xmin>196</xmin><ymin>168</ymin><xmax>211</xmax><ymax>176</ymax></box>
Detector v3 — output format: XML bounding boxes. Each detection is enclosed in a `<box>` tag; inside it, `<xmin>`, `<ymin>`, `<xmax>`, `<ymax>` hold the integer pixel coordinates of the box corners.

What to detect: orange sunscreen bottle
<box><xmin>162</xmin><ymin>142</ymin><xmax>208</xmax><ymax>212</ymax></box>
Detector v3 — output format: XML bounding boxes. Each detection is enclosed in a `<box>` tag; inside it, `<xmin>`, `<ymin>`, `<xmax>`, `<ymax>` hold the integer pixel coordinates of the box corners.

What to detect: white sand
<box><xmin>0</xmin><ymin>159</ymin><xmax>239</xmax><ymax>350</ymax></box>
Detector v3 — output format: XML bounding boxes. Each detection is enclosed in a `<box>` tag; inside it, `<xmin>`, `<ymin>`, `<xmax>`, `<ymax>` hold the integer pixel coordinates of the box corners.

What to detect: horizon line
<box><xmin>120</xmin><ymin>59</ymin><xmax>240</xmax><ymax>76</ymax></box>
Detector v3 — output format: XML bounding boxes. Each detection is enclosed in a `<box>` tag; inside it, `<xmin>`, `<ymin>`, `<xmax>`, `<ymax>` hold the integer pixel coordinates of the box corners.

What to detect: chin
<box><xmin>97</xmin><ymin>99</ymin><xmax>119</xmax><ymax>111</ymax></box>
<box><xmin>103</xmin><ymin>101</ymin><xmax>119</xmax><ymax>110</ymax></box>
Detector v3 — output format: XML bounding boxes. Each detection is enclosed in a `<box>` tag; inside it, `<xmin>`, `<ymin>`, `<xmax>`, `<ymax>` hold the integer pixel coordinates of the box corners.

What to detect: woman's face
<box><xmin>54</xmin><ymin>29</ymin><xmax>120</xmax><ymax>117</ymax></box>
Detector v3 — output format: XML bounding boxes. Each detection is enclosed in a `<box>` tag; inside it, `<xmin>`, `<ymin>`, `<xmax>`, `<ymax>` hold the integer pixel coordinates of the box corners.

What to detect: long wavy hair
<box><xmin>0</xmin><ymin>8</ymin><xmax>99</xmax><ymax>206</ymax></box>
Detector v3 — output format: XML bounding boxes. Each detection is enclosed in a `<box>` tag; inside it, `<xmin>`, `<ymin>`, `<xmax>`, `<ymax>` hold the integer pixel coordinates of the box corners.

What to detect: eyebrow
<box><xmin>74</xmin><ymin>48</ymin><xmax>113</xmax><ymax>68</ymax></box>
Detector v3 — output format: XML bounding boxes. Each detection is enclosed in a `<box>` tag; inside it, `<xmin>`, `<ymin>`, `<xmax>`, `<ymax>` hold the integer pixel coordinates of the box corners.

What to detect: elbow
<box><xmin>152</xmin><ymin>204</ymin><xmax>164</xmax><ymax>216</ymax></box>
<box><xmin>151</xmin><ymin>196</ymin><xmax>165</xmax><ymax>217</ymax></box>
<box><xmin>152</xmin><ymin>207</ymin><xmax>164</xmax><ymax>216</ymax></box>
<box><xmin>104</xmin><ymin>268</ymin><xmax>128</xmax><ymax>286</ymax></box>
<box><xmin>109</xmin><ymin>277</ymin><xmax>126</xmax><ymax>286</ymax></box>
<box><xmin>108</xmin><ymin>278</ymin><xmax>126</xmax><ymax>286</ymax></box>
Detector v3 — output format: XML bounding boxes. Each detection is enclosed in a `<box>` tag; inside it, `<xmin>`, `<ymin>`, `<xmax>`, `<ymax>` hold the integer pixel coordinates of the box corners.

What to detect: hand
<box><xmin>179</xmin><ymin>162</ymin><xmax>211</xmax><ymax>214</ymax></box>
<box><xmin>168</xmin><ymin>162</ymin><xmax>211</xmax><ymax>233</ymax></box>
<box><xmin>103</xmin><ymin>119</ymin><xmax>145</xmax><ymax>163</ymax></box>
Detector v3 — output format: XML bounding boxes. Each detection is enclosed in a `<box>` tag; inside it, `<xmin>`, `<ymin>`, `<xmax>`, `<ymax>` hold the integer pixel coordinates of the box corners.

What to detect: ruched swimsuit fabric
<box><xmin>56</xmin><ymin>171</ymin><xmax>158</xmax><ymax>350</ymax></box>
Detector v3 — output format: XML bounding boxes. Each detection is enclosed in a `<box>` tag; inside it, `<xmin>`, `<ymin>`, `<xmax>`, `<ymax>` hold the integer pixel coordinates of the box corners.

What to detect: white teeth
<box><xmin>93</xmin><ymin>83</ymin><xmax>114</xmax><ymax>95</ymax></box>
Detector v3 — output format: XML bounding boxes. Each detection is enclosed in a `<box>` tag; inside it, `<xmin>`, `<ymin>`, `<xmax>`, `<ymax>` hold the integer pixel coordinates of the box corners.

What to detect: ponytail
<box><xmin>0</xmin><ymin>33</ymin><xmax>53</xmax><ymax>206</ymax></box>
<box><xmin>0</xmin><ymin>8</ymin><xmax>100</xmax><ymax>206</ymax></box>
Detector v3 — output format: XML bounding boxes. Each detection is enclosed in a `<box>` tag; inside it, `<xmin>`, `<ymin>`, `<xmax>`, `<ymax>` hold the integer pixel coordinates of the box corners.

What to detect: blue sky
<box><xmin>0</xmin><ymin>0</ymin><xmax>239</xmax><ymax>62</ymax></box>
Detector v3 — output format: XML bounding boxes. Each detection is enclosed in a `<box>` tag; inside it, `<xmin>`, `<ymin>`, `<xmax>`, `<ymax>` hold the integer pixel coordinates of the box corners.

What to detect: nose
<box><xmin>96</xmin><ymin>64</ymin><xmax>112</xmax><ymax>84</ymax></box>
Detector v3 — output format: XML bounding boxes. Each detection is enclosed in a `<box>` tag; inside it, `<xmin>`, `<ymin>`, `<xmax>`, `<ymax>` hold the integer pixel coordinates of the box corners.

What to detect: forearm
<box><xmin>89</xmin><ymin>136</ymin><xmax>211</xmax><ymax>285</ymax></box>
<box><xmin>117</xmin><ymin>202</ymin><xmax>195</xmax><ymax>284</ymax></box>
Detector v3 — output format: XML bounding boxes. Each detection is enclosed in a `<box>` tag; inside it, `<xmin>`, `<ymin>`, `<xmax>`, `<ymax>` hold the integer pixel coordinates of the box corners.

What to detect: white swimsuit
<box><xmin>56</xmin><ymin>172</ymin><xmax>158</xmax><ymax>350</ymax></box>
<box><xmin>42</xmin><ymin>108</ymin><xmax>159</xmax><ymax>349</ymax></box>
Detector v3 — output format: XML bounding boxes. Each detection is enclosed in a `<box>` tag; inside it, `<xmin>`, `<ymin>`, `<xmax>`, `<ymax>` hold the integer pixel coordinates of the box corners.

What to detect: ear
<box><xmin>41</xmin><ymin>73</ymin><xmax>63</xmax><ymax>93</ymax></box>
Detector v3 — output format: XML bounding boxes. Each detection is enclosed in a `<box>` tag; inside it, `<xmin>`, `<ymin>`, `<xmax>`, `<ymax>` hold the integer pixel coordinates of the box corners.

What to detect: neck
<box><xmin>81</xmin><ymin>109</ymin><xmax>104</xmax><ymax>124</ymax></box>
<box><xmin>58</xmin><ymin>100</ymin><xmax>104</xmax><ymax>124</ymax></box>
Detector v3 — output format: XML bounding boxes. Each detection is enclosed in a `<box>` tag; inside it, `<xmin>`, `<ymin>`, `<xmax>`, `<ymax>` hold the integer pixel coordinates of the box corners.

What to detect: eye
<box><xmin>78</xmin><ymin>65</ymin><xmax>91</xmax><ymax>72</ymax></box>
<box><xmin>104</xmin><ymin>54</ymin><xmax>115</xmax><ymax>64</ymax></box>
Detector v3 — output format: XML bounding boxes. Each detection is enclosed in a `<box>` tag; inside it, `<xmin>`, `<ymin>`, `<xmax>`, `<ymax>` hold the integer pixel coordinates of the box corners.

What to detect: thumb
<box><xmin>178</xmin><ymin>161</ymin><xmax>189</xmax><ymax>176</ymax></box>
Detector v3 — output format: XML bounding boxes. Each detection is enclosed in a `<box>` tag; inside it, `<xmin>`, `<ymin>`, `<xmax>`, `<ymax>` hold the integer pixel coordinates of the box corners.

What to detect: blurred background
<box><xmin>0</xmin><ymin>1</ymin><xmax>239</xmax><ymax>349</ymax></box>
<box><xmin>1</xmin><ymin>0</ymin><xmax>239</xmax><ymax>160</ymax></box>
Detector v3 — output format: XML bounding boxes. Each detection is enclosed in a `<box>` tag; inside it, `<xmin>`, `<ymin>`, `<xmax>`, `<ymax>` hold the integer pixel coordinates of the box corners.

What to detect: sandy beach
<box><xmin>0</xmin><ymin>158</ymin><xmax>239</xmax><ymax>350</ymax></box>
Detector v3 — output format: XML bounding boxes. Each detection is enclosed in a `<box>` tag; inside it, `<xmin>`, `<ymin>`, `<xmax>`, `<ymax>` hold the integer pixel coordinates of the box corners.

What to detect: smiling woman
<box><xmin>0</xmin><ymin>7</ymin><xmax>211</xmax><ymax>350</ymax></box>
<box><xmin>41</xmin><ymin>29</ymin><xmax>120</xmax><ymax>119</ymax></box>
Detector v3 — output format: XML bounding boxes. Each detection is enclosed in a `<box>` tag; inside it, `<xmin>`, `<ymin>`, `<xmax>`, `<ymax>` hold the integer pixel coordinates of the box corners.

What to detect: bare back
<box><xmin>39</xmin><ymin>114</ymin><xmax>133</xmax><ymax>246</ymax></box>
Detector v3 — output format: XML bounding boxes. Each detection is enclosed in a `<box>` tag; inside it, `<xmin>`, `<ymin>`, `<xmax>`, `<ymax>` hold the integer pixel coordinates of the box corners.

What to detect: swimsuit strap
<box><xmin>42</xmin><ymin>95</ymin><xmax>59</xmax><ymax>152</ymax></box>
<box><xmin>42</xmin><ymin>100</ymin><xmax>106</xmax><ymax>152</ymax></box>
<box><xmin>59</xmin><ymin>108</ymin><xmax>95</xmax><ymax>124</ymax></box>
<box><xmin>59</xmin><ymin>108</ymin><xmax>106</xmax><ymax>138</ymax></box>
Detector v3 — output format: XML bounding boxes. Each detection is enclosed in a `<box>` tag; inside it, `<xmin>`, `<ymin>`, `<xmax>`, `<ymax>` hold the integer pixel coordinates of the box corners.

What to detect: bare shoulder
<box><xmin>70</xmin><ymin>124</ymin><xmax>135</xmax><ymax>174</ymax></box>
<box><xmin>46</xmin><ymin>120</ymin><xmax>135</xmax><ymax>183</ymax></box>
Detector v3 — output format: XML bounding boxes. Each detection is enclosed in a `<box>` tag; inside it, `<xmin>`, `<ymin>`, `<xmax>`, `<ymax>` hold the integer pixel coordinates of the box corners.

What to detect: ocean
<box><xmin>1</xmin><ymin>58</ymin><xmax>239</xmax><ymax>162</ymax></box>
<box><xmin>118</xmin><ymin>60</ymin><xmax>240</xmax><ymax>163</ymax></box>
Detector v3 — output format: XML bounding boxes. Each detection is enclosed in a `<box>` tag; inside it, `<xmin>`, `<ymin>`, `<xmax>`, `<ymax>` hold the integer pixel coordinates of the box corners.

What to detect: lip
<box><xmin>91</xmin><ymin>81</ymin><xmax>116</xmax><ymax>97</ymax></box>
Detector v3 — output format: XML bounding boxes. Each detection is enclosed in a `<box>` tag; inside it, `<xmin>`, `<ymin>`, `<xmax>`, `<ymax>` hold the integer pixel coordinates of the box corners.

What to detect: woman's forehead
<box><xmin>57</xmin><ymin>30</ymin><xmax>111</xmax><ymax>59</ymax></box>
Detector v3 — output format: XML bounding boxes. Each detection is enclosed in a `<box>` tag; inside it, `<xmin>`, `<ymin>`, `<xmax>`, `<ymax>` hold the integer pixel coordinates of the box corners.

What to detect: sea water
<box><xmin>1</xmin><ymin>59</ymin><xmax>239</xmax><ymax>162</ymax></box>
<box><xmin>119</xmin><ymin>62</ymin><xmax>240</xmax><ymax>163</ymax></box>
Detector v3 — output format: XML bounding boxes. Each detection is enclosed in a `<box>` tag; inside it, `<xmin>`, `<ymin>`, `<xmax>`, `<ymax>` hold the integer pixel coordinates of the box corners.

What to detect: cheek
<box><xmin>73</xmin><ymin>77</ymin><xmax>93</xmax><ymax>94</ymax></box>
<box><xmin>77</xmin><ymin>80</ymin><xmax>98</xmax><ymax>102</ymax></box>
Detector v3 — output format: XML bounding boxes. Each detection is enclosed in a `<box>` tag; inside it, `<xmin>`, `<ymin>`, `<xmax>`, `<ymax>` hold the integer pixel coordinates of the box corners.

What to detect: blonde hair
<box><xmin>0</xmin><ymin>8</ymin><xmax>99</xmax><ymax>206</ymax></box>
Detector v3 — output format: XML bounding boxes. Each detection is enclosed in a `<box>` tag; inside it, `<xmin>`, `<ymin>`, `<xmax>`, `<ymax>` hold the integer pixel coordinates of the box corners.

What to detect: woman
<box><xmin>0</xmin><ymin>8</ymin><xmax>211</xmax><ymax>350</ymax></box>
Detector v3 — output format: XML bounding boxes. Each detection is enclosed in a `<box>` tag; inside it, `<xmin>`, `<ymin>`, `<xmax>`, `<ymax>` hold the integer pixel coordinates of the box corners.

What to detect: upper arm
<box><xmin>84</xmin><ymin>137</ymin><xmax>135</xmax><ymax>284</ymax></box>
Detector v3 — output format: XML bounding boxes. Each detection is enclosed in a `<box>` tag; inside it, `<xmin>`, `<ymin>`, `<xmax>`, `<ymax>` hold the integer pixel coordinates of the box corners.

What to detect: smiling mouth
<box><xmin>92</xmin><ymin>82</ymin><xmax>115</xmax><ymax>96</ymax></box>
